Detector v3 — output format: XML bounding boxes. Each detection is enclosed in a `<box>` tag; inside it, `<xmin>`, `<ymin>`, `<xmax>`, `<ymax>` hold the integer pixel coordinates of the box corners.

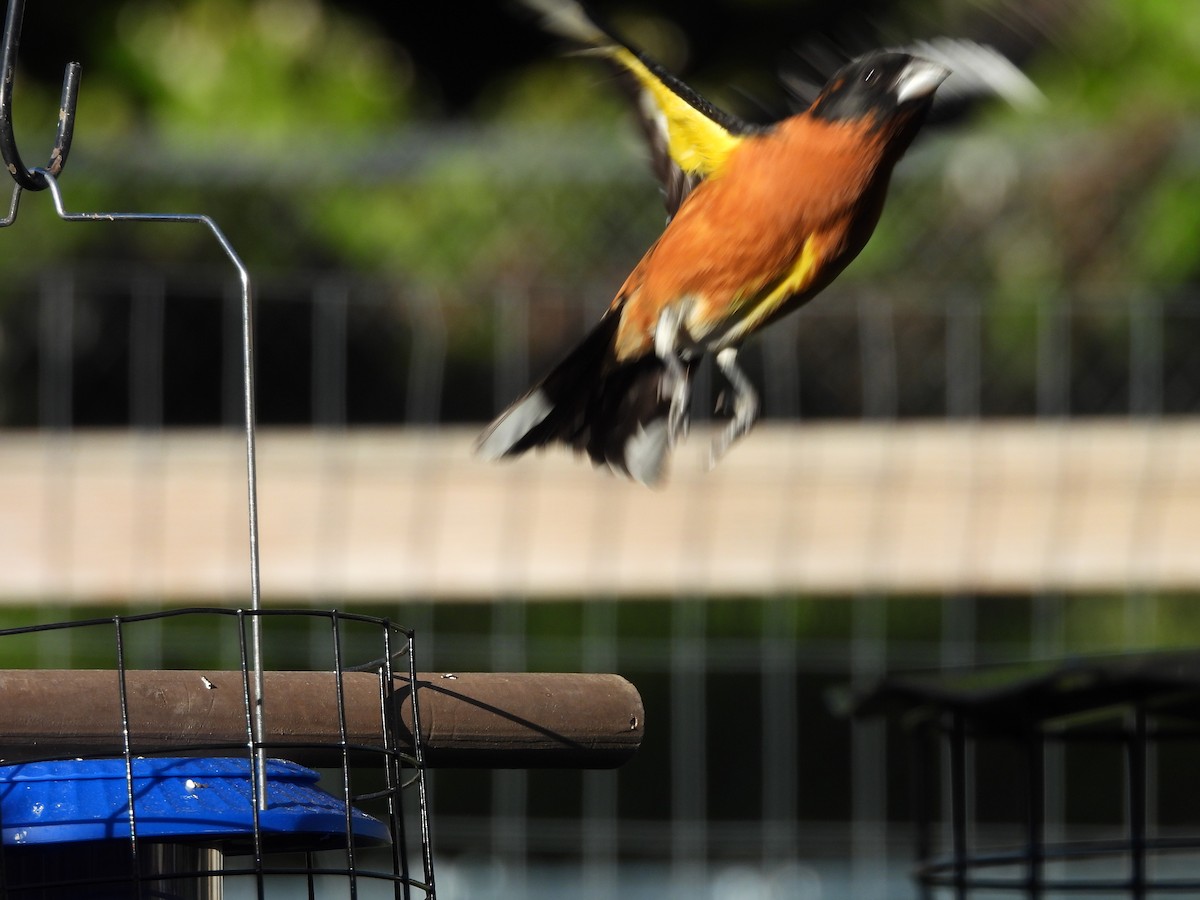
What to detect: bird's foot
<box><xmin>707</xmin><ymin>390</ymin><xmax>758</xmax><ymax>468</ymax></box>
<box><xmin>655</xmin><ymin>305</ymin><xmax>692</xmax><ymax>448</ymax></box>
<box><xmin>664</xmin><ymin>360</ymin><xmax>691</xmax><ymax>447</ymax></box>
<box><xmin>708</xmin><ymin>347</ymin><xmax>759</xmax><ymax>469</ymax></box>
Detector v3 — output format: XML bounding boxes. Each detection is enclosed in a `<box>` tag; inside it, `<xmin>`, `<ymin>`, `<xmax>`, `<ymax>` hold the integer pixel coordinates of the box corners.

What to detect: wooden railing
<box><xmin>1</xmin><ymin>421</ymin><xmax>1196</xmax><ymax>600</ymax></box>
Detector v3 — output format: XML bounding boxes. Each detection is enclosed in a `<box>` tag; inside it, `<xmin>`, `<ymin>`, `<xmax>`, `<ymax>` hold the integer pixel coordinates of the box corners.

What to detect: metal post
<box><xmin>1129</xmin><ymin>704</ymin><xmax>1148</xmax><ymax>900</ymax></box>
<box><xmin>912</xmin><ymin>724</ymin><xmax>935</xmax><ymax>900</ymax></box>
<box><xmin>1025</xmin><ymin>723</ymin><xmax>1044</xmax><ymax>899</ymax></box>
<box><xmin>950</xmin><ymin>712</ymin><xmax>968</xmax><ymax>900</ymax></box>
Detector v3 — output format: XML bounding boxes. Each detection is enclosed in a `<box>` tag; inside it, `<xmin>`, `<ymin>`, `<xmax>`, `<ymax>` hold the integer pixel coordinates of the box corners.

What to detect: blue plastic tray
<box><xmin>0</xmin><ymin>758</ymin><xmax>390</xmax><ymax>849</ymax></box>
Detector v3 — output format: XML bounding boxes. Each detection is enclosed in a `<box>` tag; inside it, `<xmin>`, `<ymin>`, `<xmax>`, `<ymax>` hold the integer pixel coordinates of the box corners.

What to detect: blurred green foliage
<box><xmin>4</xmin><ymin>0</ymin><xmax>660</xmax><ymax>294</ymax></box>
<box><xmin>8</xmin><ymin>591</ymin><xmax>1200</xmax><ymax>678</ymax></box>
<box><xmin>2</xmin><ymin>0</ymin><xmax>1196</xmax><ymax>294</ymax></box>
<box><xmin>0</xmin><ymin>0</ymin><xmax>1197</xmax><ymax>371</ymax></box>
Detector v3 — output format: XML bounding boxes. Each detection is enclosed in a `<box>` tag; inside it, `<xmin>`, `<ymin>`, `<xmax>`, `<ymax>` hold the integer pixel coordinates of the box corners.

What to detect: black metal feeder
<box><xmin>0</xmin><ymin>609</ymin><xmax>439</xmax><ymax>900</ymax></box>
<box><xmin>0</xmin><ymin>607</ymin><xmax>644</xmax><ymax>898</ymax></box>
<box><xmin>840</xmin><ymin>651</ymin><xmax>1200</xmax><ymax>899</ymax></box>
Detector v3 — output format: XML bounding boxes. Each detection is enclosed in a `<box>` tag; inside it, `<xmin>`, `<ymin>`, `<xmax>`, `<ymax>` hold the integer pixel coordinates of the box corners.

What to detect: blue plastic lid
<box><xmin>0</xmin><ymin>758</ymin><xmax>391</xmax><ymax>849</ymax></box>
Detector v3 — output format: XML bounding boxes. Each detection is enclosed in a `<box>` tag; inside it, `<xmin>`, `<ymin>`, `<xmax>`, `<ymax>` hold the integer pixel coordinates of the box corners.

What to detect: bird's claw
<box><xmin>708</xmin><ymin>347</ymin><xmax>759</xmax><ymax>469</ymax></box>
<box><xmin>707</xmin><ymin>404</ymin><xmax>754</xmax><ymax>468</ymax></box>
<box><xmin>654</xmin><ymin>306</ymin><xmax>693</xmax><ymax>448</ymax></box>
<box><xmin>667</xmin><ymin>395</ymin><xmax>690</xmax><ymax>446</ymax></box>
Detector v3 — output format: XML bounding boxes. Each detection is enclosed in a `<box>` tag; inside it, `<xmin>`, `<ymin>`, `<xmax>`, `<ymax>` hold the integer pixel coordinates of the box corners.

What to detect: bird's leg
<box><xmin>654</xmin><ymin>306</ymin><xmax>691</xmax><ymax>447</ymax></box>
<box><xmin>710</xmin><ymin>346</ymin><xmax>759</xmax><ymax>467</ymax></box>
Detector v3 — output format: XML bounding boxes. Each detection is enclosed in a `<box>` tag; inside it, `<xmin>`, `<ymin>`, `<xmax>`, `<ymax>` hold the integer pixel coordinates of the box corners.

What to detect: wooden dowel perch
<box><xmin>0</xmin><ymin>670</ymin><xmax>643</xmax><ymax>769</ymax></box>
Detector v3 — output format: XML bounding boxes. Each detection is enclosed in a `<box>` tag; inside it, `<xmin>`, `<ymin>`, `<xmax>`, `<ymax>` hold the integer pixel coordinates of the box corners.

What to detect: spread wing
<box><xmin>782</xmin><ymin>37</ymin><xmax>1043</xmax><ymax>121</ymax></box>
<box><xmin>903</xmin><ymin>38</ymin><xmax>1044</xmax><ymax>113</ymax></box>
<box><xmin>518</xmin><ymin>0</ymin><xmax>759</xmax><ymax>217</ymax></box>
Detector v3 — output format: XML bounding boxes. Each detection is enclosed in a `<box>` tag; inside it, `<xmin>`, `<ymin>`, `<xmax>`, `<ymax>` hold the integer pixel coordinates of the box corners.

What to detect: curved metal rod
<box><xmin>0</xmin><ymin>180</ymin><xmax>20</xmax><ymax>225</ymax></box>
<box><xmin>0</xmin><ymin>0</ymin><xmax>82</xmax><ymax>190</ymax></box>
<box><xmin>28</xmin><ymin>166</ymin><xmax>268</xmax><ymax>803</ymax></box>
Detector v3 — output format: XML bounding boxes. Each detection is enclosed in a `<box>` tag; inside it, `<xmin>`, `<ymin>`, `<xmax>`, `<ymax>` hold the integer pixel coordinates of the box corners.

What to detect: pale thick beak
<box><xmin>894</xmin><ymin>57</ymin><xmax>951</xmax><ymax>105</ymax></box>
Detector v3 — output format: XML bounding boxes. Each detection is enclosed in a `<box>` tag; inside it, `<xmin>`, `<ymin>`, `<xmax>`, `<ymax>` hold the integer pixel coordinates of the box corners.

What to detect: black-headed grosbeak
<box><xmin>479</xmin><ymin>1</ymin><xmax>1033</xmax><ymax>485</ymax></box>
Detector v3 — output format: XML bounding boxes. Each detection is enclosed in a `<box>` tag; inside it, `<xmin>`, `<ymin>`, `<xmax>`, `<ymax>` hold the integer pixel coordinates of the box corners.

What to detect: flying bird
<box><xmin>478</xmin><ymin>1</ymin><xmax>1029</xmax><ymax>485</ymax></box>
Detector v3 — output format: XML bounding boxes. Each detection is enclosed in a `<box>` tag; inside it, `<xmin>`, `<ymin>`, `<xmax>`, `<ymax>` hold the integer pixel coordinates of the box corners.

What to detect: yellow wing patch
<box><xmin>605</xmin><ymin>46</ymin><xmax>743</xmax><ymax>179</ymax></box>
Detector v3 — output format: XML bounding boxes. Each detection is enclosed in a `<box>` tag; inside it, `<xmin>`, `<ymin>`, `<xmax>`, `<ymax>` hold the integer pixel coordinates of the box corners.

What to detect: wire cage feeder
<box><xmin>846</xmin><ymin>652</ymin><xmax>1200</xmax><ymax>900</ymax></box>
<box><xmin>0</xmin><ymin>610</ymin><xmax>436</xmax><ymax>899</ymax></box>
<box><xmin>0</xmin><ymin>1</ymin><xmax>437</xmax><ymax>896</ymax></box>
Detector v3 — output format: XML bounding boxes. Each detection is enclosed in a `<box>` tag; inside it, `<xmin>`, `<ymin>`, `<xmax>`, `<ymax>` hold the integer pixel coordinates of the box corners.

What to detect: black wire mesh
<box><xmin>0</xmin><ymin>607</ymin><xmax>436</xmax><ymax>899</ymax></box>
<box><xmin>911</xmin><ymin>714</ymin><xmax>1200</xmax><ymax>898</ymax></box>
<box><xmin>848</xmin><ymin>654</ymin><xmax>1200</xmax><ymax>899</ymax></box>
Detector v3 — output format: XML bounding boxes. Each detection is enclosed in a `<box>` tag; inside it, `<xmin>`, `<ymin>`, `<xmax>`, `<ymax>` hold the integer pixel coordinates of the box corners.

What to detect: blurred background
<box><xmin>1</xmin><ymin>0</ymin><xmax>1199</xmax><ymax>896</ymax></box>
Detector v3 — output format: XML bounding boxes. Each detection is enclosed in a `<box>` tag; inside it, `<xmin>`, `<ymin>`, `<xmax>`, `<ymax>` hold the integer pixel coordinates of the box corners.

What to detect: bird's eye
<box><xmin>863</xmin><ymin>68</ymin><xmax>879</xmax><ymax>84</ymax></box>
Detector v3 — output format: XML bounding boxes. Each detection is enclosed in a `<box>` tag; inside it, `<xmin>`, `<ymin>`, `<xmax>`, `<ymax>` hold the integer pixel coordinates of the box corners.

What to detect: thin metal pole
<box><xmin>1025</xmin><ymin>724</ymin><xmax>1045</xmax><ymax>899</ymax></box>
<box><xmin>113</xmin><ymin>616</ymin><xmax>146</xmax><ymax>900</ymax></box>
<box><xmin>406</xmin><ymin>631</ymin><xmax>437</xmax><ymax>897</ymax></box>
<box><xmin>912</xmin><ymin>724</ymin><xmax>934</xmax><ymax>900</ymax></box>
<box><xmin>950</xmin><ymin>712</ymin><xmax>969</xmax><ymax>900</ymax></box>
<box><xmin>34</xmin><ymin>168</ymin><xmax>268</xmax><ymax>807</ymax></box>
<box><xmin>235</xmin><ymin>610</ymin><xmax>267</xmax><ymax>900</ymax></box>
<box><xmin>1129</xmin><ymin>704</ymin><xmax>1148</xmax><ymax>900</ymax></box>
<box><xmin>379</xmin><ymin>623</ymin><xmax>411</xmax><ymax>900</ymax></box>
<box><xmin>237</xmin><ymin>233</ymin><xmax>268</xmax><ymax>812</ymax></box>
<box><xmin>330</xmin><ymin>612</ymin><xmax>360</xmax><ymax>900</ymax></box>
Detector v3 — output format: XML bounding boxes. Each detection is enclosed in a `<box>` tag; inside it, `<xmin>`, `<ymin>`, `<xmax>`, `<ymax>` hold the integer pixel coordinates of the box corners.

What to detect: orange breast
<box><xmin>612</xmin><ymin>114</ymin><xmax>890</xmax><ymax>361</ymax></box>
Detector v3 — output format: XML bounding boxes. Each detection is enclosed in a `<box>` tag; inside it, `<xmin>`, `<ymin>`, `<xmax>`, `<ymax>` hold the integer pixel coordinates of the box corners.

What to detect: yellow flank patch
<box><xmin>608</xmin><ymin>47</ymin><xmax>741</xmax><ymax>178</ymax></box>
<box><xmin>723</xmin><ymin>238</ymin><xmax>824</xmax><ymax>343</ymax></box>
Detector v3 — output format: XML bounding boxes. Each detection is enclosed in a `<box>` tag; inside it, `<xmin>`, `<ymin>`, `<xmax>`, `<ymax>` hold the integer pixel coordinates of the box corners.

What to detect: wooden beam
<box><xmin>0</xmin><ymin>669</ymin><xmax>644</xmax><ymax>769</ymax></box>
<box><xmin>0</xmin><ymin>422</ymin><xmax>1197</xmax><ymax>598</ymax></box>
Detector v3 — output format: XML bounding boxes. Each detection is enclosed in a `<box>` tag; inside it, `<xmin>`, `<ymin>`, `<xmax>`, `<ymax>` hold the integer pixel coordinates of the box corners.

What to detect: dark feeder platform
<box><xmin>838</xmin><ymin>651</ymin><xmax>1200</xmax><ymax>898</ymax></box>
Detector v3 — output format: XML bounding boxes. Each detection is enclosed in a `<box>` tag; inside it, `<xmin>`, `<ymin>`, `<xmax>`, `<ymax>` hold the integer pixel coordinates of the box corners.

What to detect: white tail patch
<box><xmin>621</xmin><ymin>419</ymin><xmax>670</xmax><ymax>486</ymax></box>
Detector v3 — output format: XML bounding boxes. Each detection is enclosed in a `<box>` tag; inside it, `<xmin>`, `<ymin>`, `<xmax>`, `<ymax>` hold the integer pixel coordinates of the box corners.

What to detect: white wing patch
<box><xmin>476</xmin><ymin>389</ymin><xmax>555</xmax><ymax>460</ymax></box>
<box><xmin>904</xmin><ymin>38</ymin><xmax>1044</xmax><ymax>110</ymax></box>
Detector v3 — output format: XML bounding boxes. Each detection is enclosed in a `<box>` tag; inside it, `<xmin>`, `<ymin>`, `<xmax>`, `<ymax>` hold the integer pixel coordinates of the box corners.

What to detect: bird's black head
<box><xmin>809</xmin><ymin>51</ymin><xmax>950</xmax><ymax>125</ymax></box>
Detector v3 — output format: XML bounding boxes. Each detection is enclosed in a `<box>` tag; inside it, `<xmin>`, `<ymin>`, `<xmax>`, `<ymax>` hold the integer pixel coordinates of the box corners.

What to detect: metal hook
<box><xmin>0</xmin><ymin>0</ymin><xmax>81</xmax><ymax>191</ymax></box>
<box><xmin>28</xmin><ymin>165</ymin><xmax>268</xmax><ymax>807</ymax></box>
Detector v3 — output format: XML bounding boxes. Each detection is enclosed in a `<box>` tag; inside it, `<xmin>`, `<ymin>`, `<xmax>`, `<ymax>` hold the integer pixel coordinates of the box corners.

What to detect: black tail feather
<box><xmin>477</xmin><ymin>314</ymin><xmax>681</xmax><ymax>484</ymax></box>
